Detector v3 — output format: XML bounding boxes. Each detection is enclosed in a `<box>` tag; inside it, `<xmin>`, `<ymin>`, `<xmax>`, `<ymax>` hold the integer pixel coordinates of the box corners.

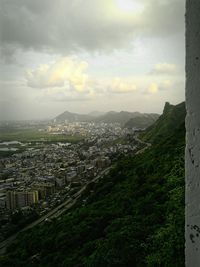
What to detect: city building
<box><xmin>6</xmin><ymin>190</ymin><xmax>39</xmax><ymax>210</ymax></box>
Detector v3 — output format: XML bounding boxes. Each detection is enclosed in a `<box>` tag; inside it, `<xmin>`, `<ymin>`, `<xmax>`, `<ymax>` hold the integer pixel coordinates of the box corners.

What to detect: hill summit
<box><xmin>54</xmin><ymin>111</ymin><xmax>93</xmax><ymax>122</ymax></box>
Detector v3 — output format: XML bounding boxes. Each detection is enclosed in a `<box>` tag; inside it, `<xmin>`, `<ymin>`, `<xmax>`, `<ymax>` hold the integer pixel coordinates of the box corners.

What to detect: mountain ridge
<box><xmin>55</xmin><ymin>110</ymin><xmax>160</xmax><ymax>128</ymax></box>
<box><xmin>141</xmin><ymin>101</ymin><xmax>186</xmax><ymax>143</ymax></box>
<box><xmin>54</xmin><ymin>111</ymin><xmax>93</xmax><ymax>122</ymax></box>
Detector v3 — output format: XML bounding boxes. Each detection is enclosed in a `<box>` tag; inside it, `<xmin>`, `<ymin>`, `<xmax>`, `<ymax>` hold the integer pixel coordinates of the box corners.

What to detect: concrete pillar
<box><xmin>185</xmin><ymin>1</ymin><xmax>200</xmax><ymax>266</ymax></box>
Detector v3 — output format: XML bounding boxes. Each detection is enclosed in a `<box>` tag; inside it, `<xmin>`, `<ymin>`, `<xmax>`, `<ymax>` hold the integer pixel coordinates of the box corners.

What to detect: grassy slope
<box><xmin>0</xmin><ymin>104</ymin><xmax>185</xmax><ymax>267</ymax></box>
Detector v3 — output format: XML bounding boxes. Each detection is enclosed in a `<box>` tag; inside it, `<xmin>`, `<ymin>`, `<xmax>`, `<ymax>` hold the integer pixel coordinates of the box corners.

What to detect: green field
<box><xmin>0</xmin><ymin>128</ymin><xmax>83</xmax><ymax>143</ymax></box>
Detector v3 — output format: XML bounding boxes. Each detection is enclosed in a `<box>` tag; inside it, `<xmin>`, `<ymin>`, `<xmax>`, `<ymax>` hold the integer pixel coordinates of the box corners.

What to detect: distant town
<box><xmin>0</xmin><ymin>119</ymin><xmax>146</xmax><ymax>242</ymax></box>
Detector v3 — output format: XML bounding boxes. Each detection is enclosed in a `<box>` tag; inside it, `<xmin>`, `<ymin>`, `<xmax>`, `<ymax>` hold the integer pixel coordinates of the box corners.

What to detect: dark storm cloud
<box><xmin>0</xmin><ymin>0</ymin><xmax>184</xmax><ymax>58</ymax></box>
<box><xmin>0</xmin><ymin>0</ymin><xmax>135</xmax><ymax>55</ymax></box>
<box><xmin>143</xmin><ymin>0</ymin><xmax>185</xmax><ymax>36</ymax></box>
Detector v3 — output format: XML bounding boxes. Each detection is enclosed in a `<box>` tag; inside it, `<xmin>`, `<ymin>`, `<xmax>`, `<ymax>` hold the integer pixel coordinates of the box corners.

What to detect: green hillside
<box><xmin>141</xmin><ymin>102</ymin><xmax>185</xmax><ymax>143</ymax></box>
<box><xmin>95</xmin><ymin>111</ymin><xmax>159</xmax><ymax>126</ymax></box>
<box><xmin>124</xmin><ymin>114</ymin><xmax>159</xmax><ymax>129</ymax></box>
<box><xmin>54</xmin><ymin>110</ymin><xmax>159</xmax><ymax>126</ymax></box>
<box><xmin>55</xmin><ymin>111</ymin><xmax>93</xmax><ymax>122</ymax></box>
<box><xmin>0</xmin><ymin>103</ymin><xmax>185</xmax><ymax>267</ymax></box>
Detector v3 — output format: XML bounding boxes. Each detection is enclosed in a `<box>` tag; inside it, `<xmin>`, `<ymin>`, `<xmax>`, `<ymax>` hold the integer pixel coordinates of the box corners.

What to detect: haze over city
<box><xmin>0</xmin><ymin>0</ymin><xmax>185</xmax><ymax>120</ymax></box>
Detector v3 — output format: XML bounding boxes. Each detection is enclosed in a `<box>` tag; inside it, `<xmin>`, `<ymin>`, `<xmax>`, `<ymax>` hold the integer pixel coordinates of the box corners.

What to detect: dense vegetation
<box><xmin>141</xmin><ymin>102</ymin><xmax>185</xmax><ymax>144</ymax></box>
<box><xmin>0</xmin><ymin>209</ymin><xmax>39</xmax><ymax>242</ymax></box>
<box><xmin>95</xmin><ymin>111</ymin><xmax>159</xmax><ymax>126</ymax></box>
<box><xmin>0</xmin><ymin>103</ymin><xmax>185</xmax><ymax>267</ymax></box>
<box><xmin>124</xmin><ymin>114</ymin><xmax>159</xmax><ymax>129</ymax></box>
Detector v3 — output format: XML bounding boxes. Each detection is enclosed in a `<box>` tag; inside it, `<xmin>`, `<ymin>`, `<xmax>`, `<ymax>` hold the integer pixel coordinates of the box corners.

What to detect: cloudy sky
<box><xmin>0</xmin><ymin>0</ymin><xmax>185</xmax><ymax>120</ymax></box>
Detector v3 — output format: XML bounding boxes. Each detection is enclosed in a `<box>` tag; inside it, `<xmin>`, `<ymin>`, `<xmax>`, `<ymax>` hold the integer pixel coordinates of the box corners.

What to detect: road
<box><xmin>0</xmin><ymin>166</ymin><xmax>112</xmax><ymax>254</ymax></box>
<box><xmin>134</xmin><ymin>135</ymin><xmax>151</xmax><ymax>155</ymax></box>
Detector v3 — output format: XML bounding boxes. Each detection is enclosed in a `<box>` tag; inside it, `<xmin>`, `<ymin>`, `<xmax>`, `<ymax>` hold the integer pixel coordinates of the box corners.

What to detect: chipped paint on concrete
<box><xmin>186</xmin><ymin>1</ymin><xmax>200</xmax><ymax>266</ymax></box>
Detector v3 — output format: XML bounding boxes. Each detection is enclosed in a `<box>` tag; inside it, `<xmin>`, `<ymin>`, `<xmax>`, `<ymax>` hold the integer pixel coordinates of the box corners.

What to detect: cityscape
<box><xmin>0</xmin><ymin>120</ymin><xmax>143</xmax><ymax>242</ymax></box>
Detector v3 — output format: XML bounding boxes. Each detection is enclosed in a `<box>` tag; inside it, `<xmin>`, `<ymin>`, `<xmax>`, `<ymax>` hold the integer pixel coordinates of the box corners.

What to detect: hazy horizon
<box><xmin>0</xmin><ymin>0</ymin><xmax>185</xmax><ymax>120</ymax></box>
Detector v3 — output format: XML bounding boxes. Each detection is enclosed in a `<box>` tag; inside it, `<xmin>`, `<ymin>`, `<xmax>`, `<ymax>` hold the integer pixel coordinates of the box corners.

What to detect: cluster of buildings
<box><xmin>46</xmin><ymin>122</ymin><xmax>126</xmax><ymax>138</ymax></box>
<box><xmin>0</xmin><ymin>123</ymin><xmax>136</xmax><ymax>213</ymax></box>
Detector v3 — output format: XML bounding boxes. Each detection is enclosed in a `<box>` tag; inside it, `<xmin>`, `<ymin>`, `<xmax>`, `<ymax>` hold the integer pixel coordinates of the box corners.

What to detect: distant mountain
<box><xmin>55</xmin><ymin>111</ymin><xmax>93</xmax><ymax>123</ymax></box>
<box><xmin>87</xmin><ymin>111</ymin><xmax>106</xmax><ymax>117</ymax></box>
<box><xmin>95</xmin><ymin>111</ymin><xmax>159</xmax><ymax>126</ymax></box>
<box><xmin>141</xmin><ymin>101</ymin><xmax>186</xmax><ymax>143</ymax></box>
<box><xmin>55</xmin><ymin>110</ymin><xmax>160</xmax><ymax>125</ymax></box>
<box><xmin>124</xmin><ymin>113</ymin><xmax>159</xmax><ymax>129</ymax></box>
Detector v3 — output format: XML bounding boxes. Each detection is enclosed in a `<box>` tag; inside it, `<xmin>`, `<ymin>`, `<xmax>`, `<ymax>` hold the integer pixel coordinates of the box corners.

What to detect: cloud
<box><xmin>142</xmin><ymin>0</ymin><xmax>184</xmax><ymax>36</ymax></box>
<box><xmin>160</xmin><ymin>79</ymin><xmax>173</xmax><ymax>90</ymax></box>
<box><xmin>148</xmin><ymin>83</ymin><xmax>159</xmax><ymax>94</ymax></box>
<box><xmin>24</xmin><ymin>57</ymin><xmax>183</xmax><ymax>102</ymax></box>
<box><xmin>0</xmin><ymin>0</ymin><xmax>184</xmax><ymax>59</ymax></box>
<box><xmin>39</xmin><ymin>87</ymin><xmax>94</xmax><ymax>102</ymax></box>
<box><xmin>106</xmin><ymin>75</ymin><xmax>178</xmax><ymax>96</ymax></box>
<box><xmin>108</xmin><ymin>77</ymin><xmax>137</xmax><ymax>93</ymax></box>
<box><xmin>107</xmin><ymin>75</ymin><xmax>179</xmax><ymax>95</ymax></box>
<box><xmin>150</xmin><ymin>63</ymin><xmax>179</xmax><ymax>75</ymax></box>
<box><xmin>25</xmin><ymin>56</ymin><xmax>101</xmax><ymax>102</ymax></box>
<box><xmin>147</xmin><ymin>79</ymin><xmax>177</xmax><ymax>94</ymax></box>
<box><xmin>26</xmin><ymin>57</ymin><xmax>90</xmax><ymax>92</ymax></box>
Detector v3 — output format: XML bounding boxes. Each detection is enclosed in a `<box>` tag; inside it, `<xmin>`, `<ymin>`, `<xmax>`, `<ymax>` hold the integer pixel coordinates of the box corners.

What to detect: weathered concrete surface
<box><xmin>186</xmin><ymin>1</ymin><xmax>200</xmax><ymax>266</ymax></box>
